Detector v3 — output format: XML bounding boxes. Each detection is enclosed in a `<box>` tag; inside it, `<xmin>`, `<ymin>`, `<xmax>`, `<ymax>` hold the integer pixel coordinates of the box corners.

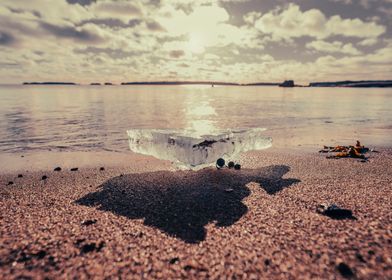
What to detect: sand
<box><xmin>0</xmin><ymin>148</ymin><xmax>391</xmax><ymax>279</ymax></box>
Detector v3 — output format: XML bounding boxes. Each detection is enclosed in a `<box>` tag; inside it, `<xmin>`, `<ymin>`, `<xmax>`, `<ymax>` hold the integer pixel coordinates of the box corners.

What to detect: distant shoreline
<box><xmin>18</xmin><ymin>80</ymin><xmax>392</xmax><ymax>88</ymax></box>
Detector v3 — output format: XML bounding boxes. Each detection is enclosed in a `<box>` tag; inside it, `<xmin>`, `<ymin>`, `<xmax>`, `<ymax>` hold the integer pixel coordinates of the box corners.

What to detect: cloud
<box><xmin>66</xmin><ymin>0</ymin><xmax>96</xmax><ymax>6</ymax></box>
<box><xmin>249</xmin><ymin>4</ymin><xmax>386</xmax><ymax>40</ymax></box>
<box><xmin>92</xmin><ymin>1</ymin><xmax>142</xmax><ymax>16</ymax></box>
<box><xmin>39</xmin><ymin>22</ymin><xmax>105</xmax><ymax>43</ymax></box>
<box><xmin>169</xmin><ymin>50</ymin><xmax>185</xmax><ymax>58</ymax></box>
<box><xmin>306</xmin><ymin>40</ymin><xmax>361</xmax><ymax>55</ymax></box>
<box><xmin>0</xmin><ymin>31</ymin><xmax>17</xmax><ymax>46</ymax></box>
<box><xmin>358</xmin><ymin>38</ymin><xmax>378</xmax><ymax>46</ymax></box>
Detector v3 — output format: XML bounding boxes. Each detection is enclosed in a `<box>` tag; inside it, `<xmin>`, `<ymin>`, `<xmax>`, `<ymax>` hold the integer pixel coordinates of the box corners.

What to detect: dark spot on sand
<box><xmin>168</xmin><ymin>138</ymin><xmax>175</xmax><ymax>145</ymax></box>
<box><xmin>317</xmin><ymin>204</ymin><xmax>356</xmax><ymax>220</ymax></box>
<box><xmin>21</xmin><ymin>155</ymin><xmax>24</xmax><ymax>158</ymax></box>
<box><xmin>183</xmin><ymin>265</ymin><xmax>194</xmax><ymax>271</ymax></box>
<box><xmin>35</xmin><ymin>250</ymin><xmax>47</xmax><ymax>259</ymax></box>
<box><xmin>7</xmin><ymin>181</ymin><xmax>14</xmax><ymax>185</ymax></box>
<box><xmin>81</xmin><ymin>219</ymin><xmax>97</xmax><ymax>226</ymax></box>
<box><xmin>337</xmin><ymin>262</ymin><xmax>354</xmax><ymax>278</ymax></box>
<box><xmin>234</xmin><ymin>164</ymin><xmax>241</xmax><ymax>170</ymax></box>
<box><xmin>70</xmin><ymin>168</ymin><xmax>78</xmax><ymax>171</ymax></box>
<box><xmin>356</xmin><ymin>253</ymin><xmax>366</xmax><ymax>263</ymax></box>
<box><xmin>169</xmin><ymin>257</ymin><xmax>180</xmax><ymax>264</ymax></box>
<box><xmin>100</xmin><ymin>167</ymin><xmax>105</xmax><ymax>171</ymax></box>
<box><xmin>228</xmin><ymin>161</ymin><xmax>235</xmax><ymax>169</ymax></box>
<box><xmin>264</xmin><ymin>259</ymin><xmax>271</xmax><ymax>266</ymax></box>
<box><xmin>54</xmin><ymin>167</ymin><xmax>62</xmax><ymax>171</ymax></box>
<box><xmin>79</xmin><ymin>242</ymin><xmax>105</xmax><ymax>254</ymax></box>
<box><xmin>368</xmin><ymin>250</ymin><xmax>375</xmax><ymax>255</ymax></box>
<box><xmin>17</xmin><ymin>174</ymin><xmax>23</xmax><ymax>178</ymax></box>
<box><xmin>41</xmin><ymin>176</ymin><xmax>48</xmax><ymax>180</ymax></box>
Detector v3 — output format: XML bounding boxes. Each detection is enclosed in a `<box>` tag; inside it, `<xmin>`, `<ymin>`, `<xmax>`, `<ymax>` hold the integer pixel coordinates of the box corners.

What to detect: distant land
<box><xmin>309</xmin><ymin>80</ymin><xmax>392</xmax><ymax>88</ymax></box>
<box><xmin>21</xmin><ymin>80</ymin><xmax>392</xmax><ymax>87</ymax></box>
<box><xmin>23</xmin><ymin>82</ymin><xmax>77</xmax><ymax>85</ymax></box>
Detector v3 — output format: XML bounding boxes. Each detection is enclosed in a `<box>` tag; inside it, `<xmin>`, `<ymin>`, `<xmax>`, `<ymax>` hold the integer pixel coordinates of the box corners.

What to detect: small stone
<box><xmin>100</xmin><ymin>167</ymin><xmax>105</xmax><ymax>171</ymax></box>
<box><xmin>216</xmin><ymin>158</ymin><xmax>225</xmax><ymax>169</ymax></box>
<box><xmin>70</xmin><ymin>168</ymin><xmax>78</xmax><ymax>171</ymax></box>
<box><xmin>7</xmin><ymin>181</ymin><xmax>14</xmax><ymax>186</ymax></box>
<box><xmin>234</xmin><ymin>164</ymin><xmax>241</xmax><ymax>170</ymax></box>
<box><xmin>169</xmin><ymin>257</ymin><xmax>180</xmax><ymax>264</ymax></box>
<box><xmin>225</xmin><ymin>188</ymin><xmax>234</xmax><ymax>192</ymax></box>
<box><xmin>54</xmin><ymin>167</ymin><xmax>62</xmax><ymax>171</ymax></box>
<box><xmin>228</xmin><ymin>161</ymin><xmax>235</xmax><ymax>169</ymax></box>
<box><xmin>337</xmin><ymin>262</ymin><xmax>354</xmax><ymax>278</ymax></box>
<box><xmin>17</xmin><ymin>174</ymin><xmax>23</xmax><ymax>178</ymax></box>
<box><xmin>79</xmin><ymin>242</ymin><xmax>105</xmax><ymax>254</ymax></box>
<box><xmin>41</xmin><ymin>175</ymin><xmax>48</xmax><ymax>180</ymax></box>
<box><xmin>317</xmin><ymin>204</ymin><xmax>356</xmax><ymax>220</ymax></box>
<box><xmin>81</xmin><ymin>219</ymin><xmax>97</xmax><ymax>226</ymax></box>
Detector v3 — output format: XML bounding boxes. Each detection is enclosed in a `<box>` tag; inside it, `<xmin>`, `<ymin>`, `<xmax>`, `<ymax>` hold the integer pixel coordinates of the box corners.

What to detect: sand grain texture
<box><xmin>0</xmin><ymin>149</ymin><xmax>391</xmax><ymax>279</ymax></box>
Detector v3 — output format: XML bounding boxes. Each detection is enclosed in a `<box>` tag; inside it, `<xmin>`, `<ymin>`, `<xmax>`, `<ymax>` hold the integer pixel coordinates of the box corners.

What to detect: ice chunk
<box><xmin>127</xmin><ymin>128</ymin><xmax>272</xmax><ymax>169</ymax></box>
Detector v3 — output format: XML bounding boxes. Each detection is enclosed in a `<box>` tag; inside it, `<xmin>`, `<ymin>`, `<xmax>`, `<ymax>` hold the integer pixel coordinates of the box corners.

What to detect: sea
<box><xmin>0</xmin><ymin>84</ymin><xmax>391</xmax><ymax>156</ymax></box>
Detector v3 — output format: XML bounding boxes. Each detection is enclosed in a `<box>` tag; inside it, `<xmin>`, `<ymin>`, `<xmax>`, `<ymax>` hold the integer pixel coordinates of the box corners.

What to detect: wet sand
<box><xmin>0</xmin><ymin>148</ymin><xmax>391</xmax><ymax>279</ymax></box>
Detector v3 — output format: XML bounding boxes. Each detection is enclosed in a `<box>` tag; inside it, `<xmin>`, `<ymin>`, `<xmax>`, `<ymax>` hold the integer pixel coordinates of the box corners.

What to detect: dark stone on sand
<box><xmin>17</xmin><ymin>174</ymin><xmax>23</xmax><ymax>178</ymax></box>
<box><xmin>21</xmin><ymin>155</ymin><xmax>24</xmax><ymax>157</ymax></box>
<box><xmin>7</xmin><ymin>181</ymin><xmax>14</xmax><ymax>186</ymax></box>
<box><xmin>79</xmin><ymin>242</ymin><xmax>105</xmax><ymax>254</ymax></box>
<box><xmin>70</xmin><ymin>168</ymin><xmax>78</xmax><ymax>171</ymax></box>
<box><xmin>317</xmin><ymin>204</ymin><xmax>356</xmax><ymax>220</ymax></box>
<box><xmin>183</xmin><ymin>265</ymin><xmax>194</xmax><ymax>271</ymax></box>
<box><xmin>42</xmin><ymin>175</ymin><xmax>48</xmax><ymax>180</ymax></box>
<box><xmin>337</xmin><ymin>262</ymin><xmax>355</xmax><ymax>278</ymax></box>
<box><xmin>234</xmin><ymin>164</ymin><xmax>241</xmax><ymax>170</ymax></box>
<box><xmin>81</xmin><ymin>219</ymin><xmax>97</xmax><ymax>226</ymax></box>
<box><xmin>100</xmin><ymin>167</ymin><xmax>105</xmax><ymax>171</ymax></box>
<box><xmin>35</xmin><ymin>250</ymin><xmax>47</xmax><ymax>259</ymax></box>
<box><xmin>169</xmin><ymin>257</ymin><xmax>180</xmax><ymax>264</ymax></box>
<box><xmin>216</xmin><ymin>158</ymin><xmax>225</xmax><ymax>169</ymax></box>
<box><xmin>264</xmin><ymin>259</ymin><xmax>271</xmax><ymax>266</ymax></box>
<box><xmin>228</xmin><ymin>161</ymin><xmax>235</xmax><ymax>169</ymax></box>
<box><xmin>54</xmin><ymin>167</ymin><xmax>62</xmax><ymax>171</ymax></box>
<box><xmin>356</xmin><ymin>253</ymin><xmax>366</xmax><ymax>263</ymax></box>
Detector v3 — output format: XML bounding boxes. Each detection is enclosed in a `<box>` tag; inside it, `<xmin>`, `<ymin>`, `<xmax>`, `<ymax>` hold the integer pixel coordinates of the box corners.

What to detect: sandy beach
<box><xmin>1</xmin><ymin>148</ymin><xmax>391</xmax><ymax>279</ymax></box>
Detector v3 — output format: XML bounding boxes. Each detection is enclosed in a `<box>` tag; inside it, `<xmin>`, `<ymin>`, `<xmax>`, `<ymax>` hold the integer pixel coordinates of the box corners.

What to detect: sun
<box><xmin>187</xmin><ymin>33</ymin><xmax>205</xmax><ymax>53</ymax></box>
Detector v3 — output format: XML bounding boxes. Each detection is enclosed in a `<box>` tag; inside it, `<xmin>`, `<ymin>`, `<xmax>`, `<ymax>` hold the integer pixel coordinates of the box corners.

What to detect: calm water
<box><xmin>0</xmin><ymin>85</ymin><xmax>391</xmax><ymax>154</ymax></box>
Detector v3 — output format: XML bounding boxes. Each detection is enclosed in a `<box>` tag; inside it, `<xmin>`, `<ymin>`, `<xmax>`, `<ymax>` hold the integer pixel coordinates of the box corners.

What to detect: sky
<box><xmin>0</xmin><ymin>0</ymin><xmax>391</xmax><ymax>84</ymax></box>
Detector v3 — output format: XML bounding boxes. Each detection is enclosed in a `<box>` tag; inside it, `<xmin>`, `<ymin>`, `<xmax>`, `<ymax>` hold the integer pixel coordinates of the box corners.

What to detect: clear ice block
<box><xmin>127</xmin><ymin>128</ymin><xmax>272</xmax><ymax>169</ymax></box>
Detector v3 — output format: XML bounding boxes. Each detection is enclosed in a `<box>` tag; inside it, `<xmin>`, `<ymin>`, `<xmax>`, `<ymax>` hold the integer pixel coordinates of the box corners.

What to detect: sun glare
<box><xmin>187</xmin><ymin>33</ymin><xmax>205</xmax><ymax>53</ymax></box>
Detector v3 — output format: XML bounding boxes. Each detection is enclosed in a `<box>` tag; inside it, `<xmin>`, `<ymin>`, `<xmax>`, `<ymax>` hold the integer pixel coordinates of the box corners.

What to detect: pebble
<box><xmin>234</xmin><ymin>164</ymin><xmax>241</xmax><ymax>170</ymax></box>
<box><xmin>169</xmin><ymin>257</ymin><xmax>180</xmax><ymax>264</ymax></box>
<box><xmin>70</xmin><ymin>168</ymin><xmax>78</xmax><ymax>172</ymax></box>
<box><xmin>54</xmin><ymin>167</ymin><xmax>62</xmax><ymax>171</ymax></box>
<box><xmin>337</xmin><ymin>262</ymin><xmax>355</xmax><ymax>278</ymax></box>
<box><xmin>228</xmin><ymin>161</ymin><xmax>235</xmax><ymax>169</ymax></box>
<box><xmin>317</xmin><ymin>204</ymin><xmax>355</xmax><ymax>220</ymax></box>
<box><xmin>17</xmin><ymin>174</ymin><xmax>23</xmax><ymax>178</ymax></box>
<box><xmin>7</xmin><ymin>181</ymin><xmax>14</xmax><ymax>186</ymax></box>
<box><xmin>41</xmin><ymin>175</ymin><xmax>48</xmax><ymax>180</ymax></box>
<box><xmin>81</xmin><ymin>219</ymin><xmax>97</xmax><ymax>226</ymax></box>
<box><xmin>216</xmin><ymin>158</ymin><xmax>225</xmax><ymax>169</ymax></box>
<box><xmin>100</xmin><ymin>167</ymin><xmax>105</xmax><ymax>171</ymax></box>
